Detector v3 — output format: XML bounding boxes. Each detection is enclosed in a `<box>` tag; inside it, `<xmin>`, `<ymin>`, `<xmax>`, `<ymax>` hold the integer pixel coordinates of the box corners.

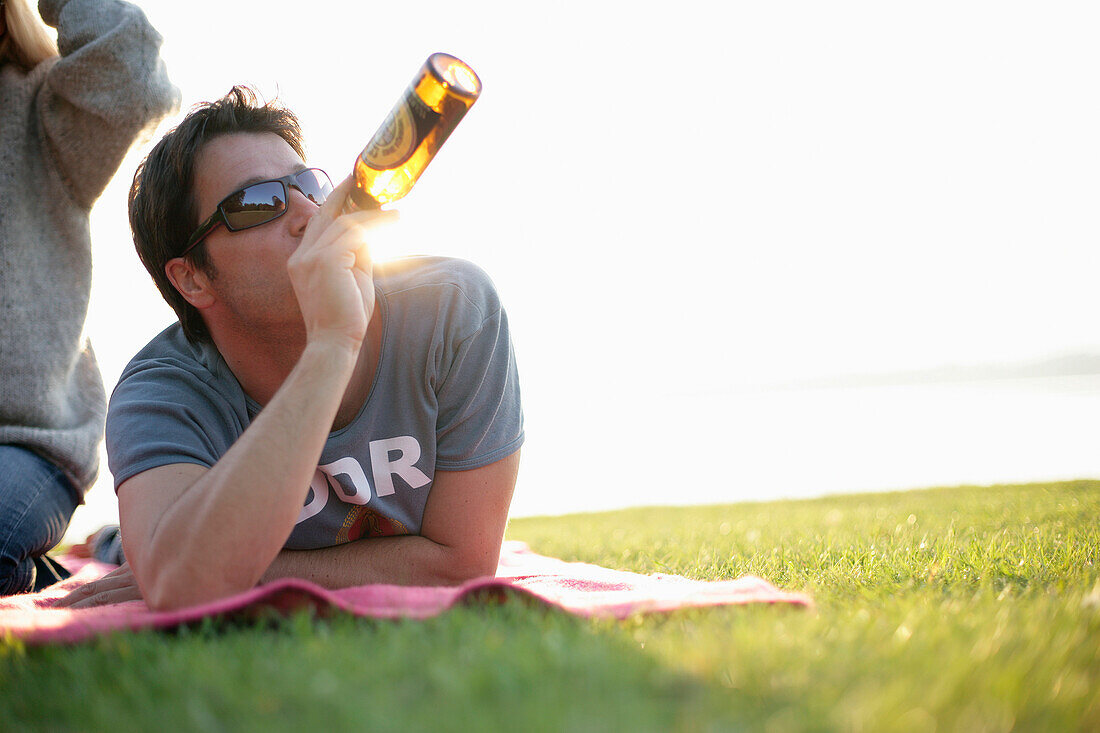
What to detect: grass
<box><xmin>2</xmin><ymin>480</ymin><xmax>1098</xmax><ymax>731</ymax></box>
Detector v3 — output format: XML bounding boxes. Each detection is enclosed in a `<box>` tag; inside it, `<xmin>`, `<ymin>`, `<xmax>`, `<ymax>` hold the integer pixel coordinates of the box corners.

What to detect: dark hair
<box><xmin>129</xmin><ymin>86</ymin><xmax>307</xmax><ymax>343</ymax></box>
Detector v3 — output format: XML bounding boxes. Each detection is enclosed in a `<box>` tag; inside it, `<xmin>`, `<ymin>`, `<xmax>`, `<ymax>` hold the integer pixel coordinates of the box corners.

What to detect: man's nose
<box><xmin>285</xmin><ymin>185</ymin><xmax>322</xmax><ymax>234</ymax></box>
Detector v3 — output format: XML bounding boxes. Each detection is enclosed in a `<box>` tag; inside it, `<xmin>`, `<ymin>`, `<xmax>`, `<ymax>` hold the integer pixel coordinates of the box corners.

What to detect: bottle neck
<box><xmin>345</xmin><ymin>185</ymin><xmax>382</xmax><ymax>213</ymax></box>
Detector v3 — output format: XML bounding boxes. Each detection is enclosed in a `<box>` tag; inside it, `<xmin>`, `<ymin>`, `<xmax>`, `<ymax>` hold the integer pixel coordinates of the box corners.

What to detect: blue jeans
<box><xmin>0</xmin><ymin>445</ymin><xmax>79</xmax><ymax>594</ymax></box>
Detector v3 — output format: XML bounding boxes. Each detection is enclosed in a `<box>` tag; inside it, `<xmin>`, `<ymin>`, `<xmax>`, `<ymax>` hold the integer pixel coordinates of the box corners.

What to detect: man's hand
<box><xmin>288</xmin><ymin>175</ymin><xmax>397</xmax><ymax>351</ymax></box>
<box><xmin>54</xmin><ymin>563</ymin><xmax>143</xmax><ymax>609</ymax></box>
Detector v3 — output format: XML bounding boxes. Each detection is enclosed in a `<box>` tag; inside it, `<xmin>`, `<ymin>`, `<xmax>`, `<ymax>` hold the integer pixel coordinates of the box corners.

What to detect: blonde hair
<box><xmin>0</xmin><ymin>0</ymin><xmax>59</xmax><ymax>72</ymax></box>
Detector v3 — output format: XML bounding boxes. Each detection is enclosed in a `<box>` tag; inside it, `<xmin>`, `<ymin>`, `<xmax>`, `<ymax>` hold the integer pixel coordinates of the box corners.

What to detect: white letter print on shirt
<box><xmin>320</xmin><ymin>457</ymin><xmax>372</xmax><ymax>504</ymax></box>
<box><xmin>369</xmin><ymin>436</ymin><xmax>431</xmax><ymax>497</ymax></box>
<box><xmin>297</xmin><ymin>470</ymin><xmax>330</xmax><ymax>523</ymax></box>
<box><xmin>296</xmin><ymin>436</ymin><xmax>431</xmax><ymax>524</ymax></box>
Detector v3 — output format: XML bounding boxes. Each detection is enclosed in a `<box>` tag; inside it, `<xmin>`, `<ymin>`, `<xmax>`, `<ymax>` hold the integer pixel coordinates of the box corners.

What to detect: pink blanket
<box><xmin>0</xmin><ymin>541</ymin><xmax>812</xmax><ymax>644</ymax></box>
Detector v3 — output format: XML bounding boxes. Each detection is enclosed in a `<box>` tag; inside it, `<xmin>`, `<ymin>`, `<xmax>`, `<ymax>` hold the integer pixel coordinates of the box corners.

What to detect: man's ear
<box><xmin>165</xmin><ymin>258</ymin><xmax>216</xmax><ymax>309</ymax></box>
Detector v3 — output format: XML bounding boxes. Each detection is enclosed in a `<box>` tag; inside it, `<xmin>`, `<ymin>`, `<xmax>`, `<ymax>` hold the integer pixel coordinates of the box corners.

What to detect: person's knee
<box><xmin>0</xmin><ymin>448</ymin><xmax>80</xmax><ymax>594</ymax></box>
<box><xmin>0</xmin><ymin>551</ymin><xmax>35</xmax><ymax>595</ymax></box>
<box><xmin>0</xmin><ymin>502</ymin><xmax>65</xmax><ymax>595</ymax></box>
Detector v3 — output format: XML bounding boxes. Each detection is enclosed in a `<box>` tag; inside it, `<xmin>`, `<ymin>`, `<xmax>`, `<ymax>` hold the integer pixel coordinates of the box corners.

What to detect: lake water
<box><xmin>506</xmin><ymin>374</ymin><xmax>1100</xmax><ymax>517</ymax></box>
<box><xmin>64</xmin><ymin>375</ymin><xmax>1100</xmax><ymax>542</ymax></box>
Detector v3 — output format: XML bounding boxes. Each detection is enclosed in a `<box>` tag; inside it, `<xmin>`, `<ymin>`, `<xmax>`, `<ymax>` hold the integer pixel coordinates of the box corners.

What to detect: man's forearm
<box><xmin>260</xmin><ymin>534</ymin><xmax>497</xmax><ymax>589</ymax></box>
<box><xmin>139</xmin><ymin>340</ymin><xmax>359</xmax><ymax>608</ymax></box>
<box><xmin>258</xmin><ymin>453</ymin><xmax>520</xmax><ymax>591</ymax></box>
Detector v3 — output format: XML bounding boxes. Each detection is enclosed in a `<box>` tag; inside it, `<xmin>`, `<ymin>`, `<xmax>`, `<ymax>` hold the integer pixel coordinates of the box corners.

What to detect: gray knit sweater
<box><xmin>0</xmin><ymin>0</ymin><xmax>178</xmax><ymax>496</ymax></box>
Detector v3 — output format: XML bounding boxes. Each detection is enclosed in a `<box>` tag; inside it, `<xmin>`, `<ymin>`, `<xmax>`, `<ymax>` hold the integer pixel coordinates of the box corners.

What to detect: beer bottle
<box><xmin>347</xmin><ymin>53</ymin><xmax>482</xmax><ymax>211</ymax></box>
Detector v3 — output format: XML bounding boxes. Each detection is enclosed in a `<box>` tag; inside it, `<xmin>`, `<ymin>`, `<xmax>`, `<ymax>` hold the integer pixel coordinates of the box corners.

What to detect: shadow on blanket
<box><xmin>0</xmin><ymin>541</ymin><xmax>812</xmax><ymax>644</ymax></box>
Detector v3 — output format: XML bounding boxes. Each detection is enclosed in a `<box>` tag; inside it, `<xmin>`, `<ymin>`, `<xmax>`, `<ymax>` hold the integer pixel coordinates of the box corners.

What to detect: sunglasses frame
<box><xmin>178</xmin><ymin>168</ymin><xmax>333</xmax><ymax>257</ymax></box>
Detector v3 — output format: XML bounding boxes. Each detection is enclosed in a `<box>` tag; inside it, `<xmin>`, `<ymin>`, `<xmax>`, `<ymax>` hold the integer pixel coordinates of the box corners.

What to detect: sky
<box><xmin>69</xmin><ymin>0</ymin><xmax>1100</xmax><ymax>539</ymax></box>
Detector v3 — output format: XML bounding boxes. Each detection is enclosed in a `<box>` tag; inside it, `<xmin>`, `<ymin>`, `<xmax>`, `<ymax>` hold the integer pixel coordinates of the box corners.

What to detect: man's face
<box><xmin>190</xmin><ymin>132</ymin><xmax>320</xmax><ymax>335</ymax></box>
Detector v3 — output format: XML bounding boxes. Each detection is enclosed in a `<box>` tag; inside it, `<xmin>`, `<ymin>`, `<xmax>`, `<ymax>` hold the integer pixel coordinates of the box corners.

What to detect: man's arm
<box><xmin>109</xmin><ymin>340</ymin><xmax>357</xmax><ymax>610</ymax></box>
<box><xmin>55</xmin><ymin>450</ymin><xmax>520</xmax><ymax>609</ymax></box>
<box><xmin>56</xmin><ymin>345</ymin><xmax>353</xmax><ymax>611</ymax></box>
<box><xmin>259</xmin><ymin>450</ymin><xmax>520</xmax><ymax>587</ymax></box>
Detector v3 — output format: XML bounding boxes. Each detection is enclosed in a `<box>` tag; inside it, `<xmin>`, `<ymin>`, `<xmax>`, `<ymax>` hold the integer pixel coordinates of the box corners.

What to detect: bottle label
<box><xmin>362</xmin><ymin>87</ymin><xmax>440</xmax><ymax>170</ymax></box>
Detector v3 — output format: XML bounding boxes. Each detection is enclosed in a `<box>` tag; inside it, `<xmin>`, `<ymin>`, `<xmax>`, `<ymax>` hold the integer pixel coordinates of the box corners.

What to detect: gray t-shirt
<box><xmin>106</xmin><ymin>256</ymin><xmax>524</xmax><ymax>550</ymax></box>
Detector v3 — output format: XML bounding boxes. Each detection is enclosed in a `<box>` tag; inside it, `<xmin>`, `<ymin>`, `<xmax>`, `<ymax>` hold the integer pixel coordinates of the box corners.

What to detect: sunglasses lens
<box><xmin>296</xmin><ymin>169</ymin><xmax>333</xmax><ymax>204</ymax></box>
<box><xmin>223</xmin><ymin>180</ymin><xmax>287</xmax><ymax>230</ymax></box>
<box><xmin>216</xmin><ymin>170</ymin><xmax>333</xmax><ymax>234</ymax></box>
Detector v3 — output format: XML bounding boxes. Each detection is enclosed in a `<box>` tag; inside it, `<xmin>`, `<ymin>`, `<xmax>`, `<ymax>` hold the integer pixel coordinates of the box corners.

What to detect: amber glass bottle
<box><xmin>347</xmin><ymin>53</ymin><xmax>482</xmax><ymax>210</ymax></box>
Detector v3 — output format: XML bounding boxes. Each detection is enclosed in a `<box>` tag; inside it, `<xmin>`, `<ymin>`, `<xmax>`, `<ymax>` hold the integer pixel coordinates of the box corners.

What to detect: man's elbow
<box><xmin>435</xmin><ymin>548</ymin><xmax>500</xmax><ymax>586</ymax></box>
<box><xmin>142</xmin><ymin>559</ymin><xmax>256</xmax><ymax>612</ymax></box>
<box><xmin>144</xmin><ymin>581</ymin><xmax>190</xmax><ymax>613</ymax></box>
<box><xmin>145</xmin><ymin>578</ymin><xmax>253</xmax><ymax>613</ymax></box>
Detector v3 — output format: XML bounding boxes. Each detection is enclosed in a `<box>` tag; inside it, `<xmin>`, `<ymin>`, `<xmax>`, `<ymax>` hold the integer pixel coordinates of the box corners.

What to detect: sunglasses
<box><xmin>179</xmin><ymin>168</ymin><xmax>334</xmax><ymax>257</ymax></box>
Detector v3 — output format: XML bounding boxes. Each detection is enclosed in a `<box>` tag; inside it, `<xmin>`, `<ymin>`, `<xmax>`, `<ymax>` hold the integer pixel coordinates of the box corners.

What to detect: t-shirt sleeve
<box><xmin>105</xmin><ymin>357</ymin><xmax>249</xmax><ymax>489</ymax></box>
<box><xmin>433</xmin><ymin>281</ymin><xmax>524</xmax><ymax>471</ymax></box>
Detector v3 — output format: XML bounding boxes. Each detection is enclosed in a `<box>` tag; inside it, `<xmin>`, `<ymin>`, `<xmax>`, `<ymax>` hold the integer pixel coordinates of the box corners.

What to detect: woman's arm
<box><xmin>37</xmin><ymin>0</ymin><xmax>179</xmax><ymax>208</ymax></box>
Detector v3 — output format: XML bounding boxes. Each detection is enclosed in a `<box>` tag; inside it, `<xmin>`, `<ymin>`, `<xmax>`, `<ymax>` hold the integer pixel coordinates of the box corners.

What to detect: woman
<box><xmin>0</xmin><ymin>0</ymin><xmax>177</xmax><ymax>593</ymax></box>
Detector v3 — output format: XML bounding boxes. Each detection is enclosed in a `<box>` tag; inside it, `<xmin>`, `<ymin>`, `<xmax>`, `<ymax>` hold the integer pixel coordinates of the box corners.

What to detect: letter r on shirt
<box><xmin>369</xmin><ymin>436</ymin><xmax>431</xmax><ymax>496</ymax></box>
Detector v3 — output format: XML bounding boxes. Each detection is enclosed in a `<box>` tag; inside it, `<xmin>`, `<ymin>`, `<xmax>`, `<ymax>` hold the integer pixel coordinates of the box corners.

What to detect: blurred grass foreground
<box><xmin>2</xmin><ymin>481</ymin><xmax>1098</xmax><ymax>731</ymax></box>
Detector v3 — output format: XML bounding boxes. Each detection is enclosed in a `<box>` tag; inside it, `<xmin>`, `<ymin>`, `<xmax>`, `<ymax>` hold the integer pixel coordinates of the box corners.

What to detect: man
<box><xmin>59</xmin><ymin>87</ymin><xmax>523</xmax><ymax>611</ymax></box>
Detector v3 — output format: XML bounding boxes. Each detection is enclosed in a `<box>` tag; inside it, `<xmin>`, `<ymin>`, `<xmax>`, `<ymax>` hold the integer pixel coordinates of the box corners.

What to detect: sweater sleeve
<box><xmin>36</xmin><ymin>0</ymin><xmax>179</xmax><ymax>209</ymax></box>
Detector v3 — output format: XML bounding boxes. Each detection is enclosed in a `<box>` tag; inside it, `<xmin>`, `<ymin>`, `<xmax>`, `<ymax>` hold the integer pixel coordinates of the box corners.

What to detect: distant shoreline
<box><xmin>771</xmin><ymin>352</ymin><xmax>1100</xmax><ymax>390</ymax></box>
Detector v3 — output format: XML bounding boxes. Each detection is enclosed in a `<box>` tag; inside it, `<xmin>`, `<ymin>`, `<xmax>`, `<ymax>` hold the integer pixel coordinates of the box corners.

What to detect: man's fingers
<box><xmin>342</xmin><ymin>208</ymin><xmax>399</xmax><ymax>271</ymax></box>
<box><xmin>66</xmin><ymin>586</ymin><xmax>143</xmax><ymax>609</ymax></box>
<box><xmin>54</xmin><ymin>565</ymin><xmax>138</xmax><ymax>608</ymax></box>
<box><xmin>320</xmin><ymin>203</ymin><xmax>401</xmax><ymax>242</ymax></box>
<box><xmin>298</xmin><ymin>207</ymin><xmax>399</xmax><ymax>272</ymax></box>
<box><xmin>54</xmin><ymin>581</ymin><xmax>100</xmax><ymax>608</ymax></box>
<box><xmin>314</xmin><ymin>174</ymin><xmax>358</xmax><ymax>226</ymax></box>
<box><xmin>300</xmin><ymin>176</ymin><xmax>399</xmax><ymax>261</ymax></box>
